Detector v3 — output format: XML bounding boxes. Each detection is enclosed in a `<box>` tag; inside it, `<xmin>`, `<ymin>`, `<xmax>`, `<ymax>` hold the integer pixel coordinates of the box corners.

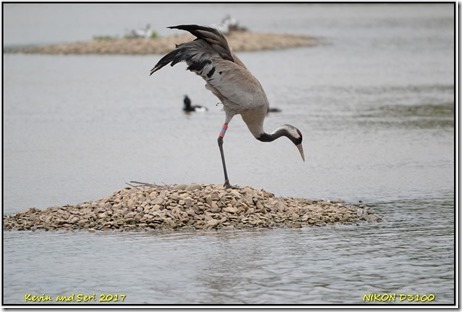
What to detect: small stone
<box><xmin>255</xmin><ymin>200</ymin><xmax>264</xmax><ymax>210</ymax></box>
<box><xmin>206</xmin><ymin>219</ymin><xmax>219</xmax><ymax>227</ymax></box>
<box><xmin>126</xmin><ymin>199</ymin><xmax>135</xmax><ymax>208</ymax></box>
<box><xmin>210</xmin><ymin>192</ymin><xmax>220</xmax><ymax>201</ymax></box>
<box><xmin>174</xmin><ymin>184</ymin><xmax>188</xmax><ymax>190</ymax></box>
<box><xmin>210</xmin><ymin>205</ymin><xmax>220</xmax><ymax>213</ymax></box>
<box><xmin>223</xmin><ymin>207</ymin><xmax>238</xmax><ymax>213</ymax></box>
<box><xmin>126</xmin><ymin>212</ymin><xmax>136</xmax><ymax>219</ymax></box>
<box><xmin>68</xmin><ymin>216</ymin><xmax>79</xmax><ymax>224</ymax></box>
<box><xmin>185</xmin><ymin>184</ymin><xmax>201</xmax><ymax>192</ymax></box>
<box><xmin>153</xmin><ymin>196</ymin><xmax>164</xmax><ymax>205</ymax></box>
<box><xmin>184</xmin><ymin>198</ymin><xmax>193</xmax><ymax>208</ymax></box>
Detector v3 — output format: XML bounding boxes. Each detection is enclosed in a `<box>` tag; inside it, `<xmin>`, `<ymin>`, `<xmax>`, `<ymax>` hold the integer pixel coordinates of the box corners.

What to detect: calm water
<box><xmin>3</xmin><ymin>3</ymin><xmax>455</xmax><ymax>305</ymax></box>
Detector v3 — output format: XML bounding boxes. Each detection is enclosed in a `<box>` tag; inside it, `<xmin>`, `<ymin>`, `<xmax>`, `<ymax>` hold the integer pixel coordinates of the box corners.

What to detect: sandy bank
<box><xmin>5</xmin><ymin>31</ymin><xmax>319</xmax><ymax>55</ymax></box>
<box><xmin>3</xmin><ymin>183</ymin><xmax>381</xmax><ymax>232</ymax></box>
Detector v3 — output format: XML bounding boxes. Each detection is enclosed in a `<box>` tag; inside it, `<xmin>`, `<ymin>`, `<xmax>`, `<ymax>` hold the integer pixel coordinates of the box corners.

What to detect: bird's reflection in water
<box><xmin>267</xmin><ymin>107</ymin><xmax>282</xmax><ymax>114</ymax></box>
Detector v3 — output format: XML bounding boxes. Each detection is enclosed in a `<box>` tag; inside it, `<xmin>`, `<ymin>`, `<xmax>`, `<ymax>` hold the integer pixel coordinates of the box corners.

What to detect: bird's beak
<box><xmin>296</xmin><ymin>143</ymin><xmax>305</xmax><ymax>162</ymax></box>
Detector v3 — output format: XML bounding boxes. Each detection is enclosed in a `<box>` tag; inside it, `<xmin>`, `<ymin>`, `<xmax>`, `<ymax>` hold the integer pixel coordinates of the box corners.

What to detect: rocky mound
<box><xmin>3</xmin><ymin>183</ymin><xmax>381</xmax><ymax>232</ymax></box>
<box><xmin>4</xmin><ymin>31</ymin><xmax>319</xmax><ymax>55</ymax></box>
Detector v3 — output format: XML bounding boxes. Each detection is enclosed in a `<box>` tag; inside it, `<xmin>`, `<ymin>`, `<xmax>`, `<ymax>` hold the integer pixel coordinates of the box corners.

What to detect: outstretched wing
<box><xmin>151</xmin><ymin>25</ymin><xmax>233</xmax><ymax>74</ymax></box>
<box><xmin>150</xmin><ymin>24</ymin><xmax>265</xmax><ymax>113</ymax></box>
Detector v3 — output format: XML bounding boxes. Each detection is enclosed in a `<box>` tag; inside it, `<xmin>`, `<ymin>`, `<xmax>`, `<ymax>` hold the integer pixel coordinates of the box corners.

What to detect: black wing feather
<box><xmin>150</xmin><ymin>24</ymin><xmax>234</xmax><ymax>76</ymax></box>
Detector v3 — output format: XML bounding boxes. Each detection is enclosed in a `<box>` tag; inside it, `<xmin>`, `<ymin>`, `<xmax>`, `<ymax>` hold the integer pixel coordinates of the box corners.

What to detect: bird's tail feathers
<box><xmin>150</xmin><ymin>42</ymin><xmax>213</xmax><ymax>76</ymax></box>
<box><xmin>168</xmin><ymin>25</ymin><xmax>231</xmax><ymax>58</ymax></box>
<box><xmin>150</xmin><ymin>24</ymin><xmax>234</xmax><ymax>76</ymax></box>
<box><xmin>150</xmin><ymin>48</ymin><xmax>183</xmax><ymax>75</ymax></box>
<box><xmin>169</xmin><ymin>25</ymin><xmax>223</xmax><ymax>40</ymax></box>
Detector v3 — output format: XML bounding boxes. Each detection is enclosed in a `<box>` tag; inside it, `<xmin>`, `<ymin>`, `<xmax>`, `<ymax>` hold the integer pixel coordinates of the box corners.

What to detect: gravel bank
<box><xmin>5</xmin><ymin>31</ymin><xmax>319</xmax><ymax>55</ymax></box>
<box><xmin>3</xmin><ymin>184</ymin><xmax>381</xmax><ymax>232</ymax></box>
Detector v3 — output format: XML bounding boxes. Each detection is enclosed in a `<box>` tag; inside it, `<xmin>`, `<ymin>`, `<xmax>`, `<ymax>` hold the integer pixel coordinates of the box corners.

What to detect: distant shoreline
<box><xmin>4</xmin><ymin>31</ymin><xmax>320</xmax><ymax>55</ymax></box>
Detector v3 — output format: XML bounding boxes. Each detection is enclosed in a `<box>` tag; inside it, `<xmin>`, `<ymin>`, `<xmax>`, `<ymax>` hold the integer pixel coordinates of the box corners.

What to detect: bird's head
<box><xmin>184</xmin><ymin>95</ymin><xmax>191</xmax><ymax>107</ymax></box>
<box><xmin>256</xmin><ymin>124</ymin><xmax>305</xmax><ymax>161</ymax></box>
<box><xmin>281</xmin><ymin>124</ymin><xmax>305</xmax><ymax>161</ymax></box>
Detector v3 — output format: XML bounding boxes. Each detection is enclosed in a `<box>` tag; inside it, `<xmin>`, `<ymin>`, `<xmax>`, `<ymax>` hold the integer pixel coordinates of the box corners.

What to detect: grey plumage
<box><xmin>150</xmin><ymin>24</ymin><xmax>304</xmax><ymax>188</ymax></box>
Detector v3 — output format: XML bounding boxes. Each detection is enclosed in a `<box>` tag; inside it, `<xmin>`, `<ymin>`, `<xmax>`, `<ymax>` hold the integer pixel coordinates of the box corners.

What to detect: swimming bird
<box><xmin>183</xmin><ymin>95</ymin><xmax>208</xmax><ymax>113</ymax></box>
<box><xmin>150</xmin><ymin>24</ymin><xmax>304</xmax><ymax>188</ymax></box>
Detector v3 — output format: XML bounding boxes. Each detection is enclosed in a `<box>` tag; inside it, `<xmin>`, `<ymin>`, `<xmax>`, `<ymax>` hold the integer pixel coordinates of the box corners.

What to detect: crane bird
<box><xmin>150</xmin><ymin>24</ymin><xmax>304</xmax><ymax>188</ymax></box>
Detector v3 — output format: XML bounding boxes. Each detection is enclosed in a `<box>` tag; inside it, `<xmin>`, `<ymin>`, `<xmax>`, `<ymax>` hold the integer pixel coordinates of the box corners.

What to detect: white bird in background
<box><xmin>130</xmin><ymin>24</ymin><xmax>152</xmax><ymax>38</ymax></box>
<box><xmin>210</xmin><ymin>15</ymin><xmax>238</xmax><ymax>35</ymax></box>
<box><xmin>150</xmin><ymin>24</ymin><xmax>304</xmax><ymax>188</ymax></box>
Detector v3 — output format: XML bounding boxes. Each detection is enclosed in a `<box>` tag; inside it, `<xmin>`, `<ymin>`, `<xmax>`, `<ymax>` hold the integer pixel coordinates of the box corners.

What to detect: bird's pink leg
<box><xmin>217</xmin><ymin>123</ymin><xmax>231</xmax><ymax>188</ymax></box>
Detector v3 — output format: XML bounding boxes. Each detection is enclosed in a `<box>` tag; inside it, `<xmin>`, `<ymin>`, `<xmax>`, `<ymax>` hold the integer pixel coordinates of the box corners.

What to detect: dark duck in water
<box><xmin>183</xmin><ymin>95</ymin><xmax>208</xmax><ymax>113</ymax></box>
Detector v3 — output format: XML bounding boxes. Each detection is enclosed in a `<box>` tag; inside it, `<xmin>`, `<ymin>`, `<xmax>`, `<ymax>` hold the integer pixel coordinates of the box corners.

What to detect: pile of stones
<box><xmin>4</xmin><ymin>32</ymin><xmax>318</xmax><ymax>55</ymax></box>
<box><xmin>3</xmin><ymin>183</ymin><xmax>381</xmax><ymax>232</ymax></box>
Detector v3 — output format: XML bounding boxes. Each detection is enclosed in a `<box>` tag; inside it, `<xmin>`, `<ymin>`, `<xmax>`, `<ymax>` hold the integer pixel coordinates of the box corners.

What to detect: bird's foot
<box><xmin>223</xmin><ymin>181</ymin><xmax>239</xmax><ymax>189</ymax></box>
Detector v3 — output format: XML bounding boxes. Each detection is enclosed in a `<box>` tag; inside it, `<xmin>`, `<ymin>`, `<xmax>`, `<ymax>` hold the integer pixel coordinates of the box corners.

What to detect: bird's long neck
<box><xmin>256</xmin><ymin>125</ymin><xmax>302</xmax><ymax>146</ymax></box>
<box><xmin>257</xmin><ymin>129</ymin><xmax>287</xmax><ymax>143</ymax></box>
